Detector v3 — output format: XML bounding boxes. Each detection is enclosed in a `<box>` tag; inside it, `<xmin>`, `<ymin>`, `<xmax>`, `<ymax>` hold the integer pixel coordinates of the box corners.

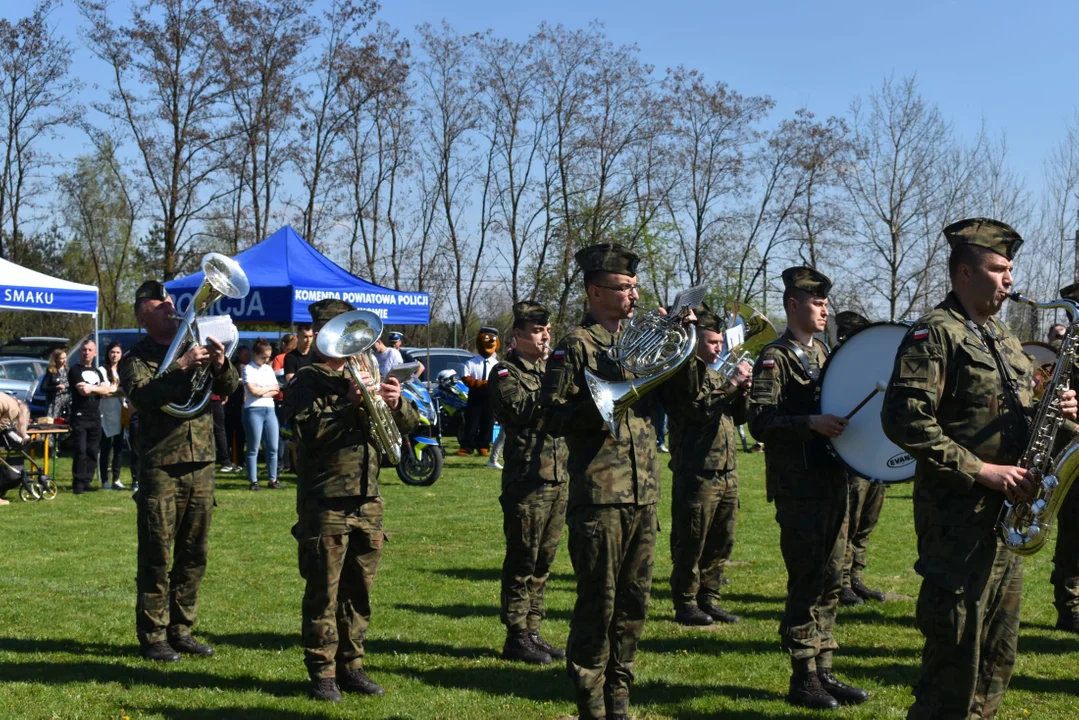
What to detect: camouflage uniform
<box><xmin>659</xmin><ymin>354</ymin><xmax>747</xmax><ymax>611</ymax></box>
<box><xmin>540</xmin><ymin>240</ymin><xmax>659</xmax><ymax>720</ymax></box>
<box><xmin>842</xmin><ymin>473</ymin><xmax>887</xmax><ymax>590</ymax></box>
<box><xmin>748</xmin><ymin>327</ymin><xmax>848</xmax><ymax>672</ymax></box>
<box><xmin>490</xmin><ymin>346</ymin><xmax>568</xmax><ymax>635</ymax></box>
<box><xmin>1052</xmin><ymin>282</ymin><xmax>1079</xmax><ymax>627</ymax></box>
<box><xmin>120</xmin><ymin>332</ymin><xmax>239</xmax><ymax>647</ymax></box>
<box><xmin>881</xmin><ymin>218</ymin><xmax>1028</xmax><ymax>720</ymax></box>
<box><xmin>284</xmin><ymin>340</ymin><xmax>419</xmax><ymax>682</ymax></box>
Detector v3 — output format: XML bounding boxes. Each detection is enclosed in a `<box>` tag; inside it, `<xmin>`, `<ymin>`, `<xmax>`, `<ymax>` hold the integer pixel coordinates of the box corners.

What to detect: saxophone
<box><xmin>999</xmin><ymin>291</ymin><xmax>1079</xmax><ymax>555</ymax></box>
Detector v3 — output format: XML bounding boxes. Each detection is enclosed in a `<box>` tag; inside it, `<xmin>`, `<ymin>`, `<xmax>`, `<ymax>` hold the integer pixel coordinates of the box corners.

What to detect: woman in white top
<box><xmin>98</xmin><ymin>342</ymin><xmax>126</xmax><ymax>489</ymax></box>
<box><xmin>242</xmin><ymin>338</ymin><xmax>281</xmax><ymax>490</ymax></box>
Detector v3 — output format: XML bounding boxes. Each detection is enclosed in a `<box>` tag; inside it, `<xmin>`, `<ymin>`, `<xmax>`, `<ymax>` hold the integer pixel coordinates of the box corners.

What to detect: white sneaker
<box><xmin>487</xmin><ymin>460</ymin><xmax>503</xmax><ymax>470</ymax></box>
<box><xmin>113</xmin><ymin>480</ymin><xmax>126</xmax><ymax>490</ymax></box>
<box><xmin>658</xmin><ymin>444</ymin><xmax>669</xmax><ymax>453</ymax></box>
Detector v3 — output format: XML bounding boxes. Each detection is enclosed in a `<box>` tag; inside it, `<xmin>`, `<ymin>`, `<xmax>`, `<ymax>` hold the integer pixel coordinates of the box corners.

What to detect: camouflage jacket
<box><xmin>490</xmin><ymin>348</ymin><xmax>568</xmax><ymax>489</ymax></box>
<box><xmin>660</xmin><ymin>356</ymin><xmax>747</xmax><ymax>476</ymax></box>
<box><xmin>283</xmin><ymin>362</ymin><xmax>420</xmax><ymax>501</ymax></box>
<box><xmin>747</xmin><ymin>328</ymin><xmax>843</xmax><ymax>502</ymax></box>
<box><xmin>882</xmin><ymin>292</ymin><xmax>1034</xmax><ymax>589</ymax></box>
<box><xmin>540</xmin><ymin>312</ymin><xmax>660</xmax><ymax>509</ymax></box>
<box><xmin>119</xmin><ymin>336</ymin><xmax>240</xmax><ymax>467</ymax></box>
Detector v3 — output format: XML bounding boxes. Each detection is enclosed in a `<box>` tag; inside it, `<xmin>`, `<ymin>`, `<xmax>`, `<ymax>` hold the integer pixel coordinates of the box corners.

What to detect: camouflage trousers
<box><xmin>670</xmin><ymin>469</ymin><xmax>738</xmax><ymax>608</ymax></box>
<box><xmin>774</xmin><ymin>484</ymin><xmax>848</xmax><ymax>671</ymax></box>
<box><xmin>842</xmin><ymin>474</ymin><xmax>887</xmax><ymax>588</ymax></box>
<box><xmin>135</xmin><ymin>461</ymin><xmax>215</xmax><ymax>646</ymax></box>
<box><xmin>1051</xmin><ymin>483</ymin><xmax>1079</xmax><ymax>619</ymax></box>
<box><xmin>566</xmin><ymin>503</ymin><xmax>657</xmax><ymax>720</ymax></box>
<box><xmin>500</xmin><ymin>482</ymin><xmax>568</xmax><ymax>633</ymax></box>
<box><xmin>908</xmin><ymin>538</ymin><xmax>1022</xmax><ymax>720</ymax></box>
<box><xmin>296</xmin><ymin>496</ymin><xmax>384</xmax><ymax>680</ymax></box>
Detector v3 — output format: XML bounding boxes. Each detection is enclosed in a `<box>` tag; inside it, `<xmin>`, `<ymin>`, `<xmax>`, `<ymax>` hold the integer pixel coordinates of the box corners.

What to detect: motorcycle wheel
<box><xmin>396</xmin><ymin>443</ymin><xmax>443</xmax><ymax>487</ymax></box>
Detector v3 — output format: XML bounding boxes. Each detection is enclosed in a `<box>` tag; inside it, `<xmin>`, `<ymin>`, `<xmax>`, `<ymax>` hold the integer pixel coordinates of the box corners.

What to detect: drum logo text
<box><xmin>887</xmin><ymin>452</ymin><xmax>914</xmax><ymax>468</ymax></box>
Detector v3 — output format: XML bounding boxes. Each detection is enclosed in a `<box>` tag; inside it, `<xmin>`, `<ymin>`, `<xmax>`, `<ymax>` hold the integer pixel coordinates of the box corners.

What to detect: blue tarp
<box><xmin>165</xmin><ymin>226</ymin><xmax>430</xmax><ymax>325</ymax></box>
<box><xmin>0</xmin><ymin>257</ymin><xmax>98</xmax><ymax>315</ymax></box>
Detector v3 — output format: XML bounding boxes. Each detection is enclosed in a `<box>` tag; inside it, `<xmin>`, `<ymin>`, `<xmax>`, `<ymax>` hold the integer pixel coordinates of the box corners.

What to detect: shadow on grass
<box><xmin>383</xmin><ymin>663</ymin><xmax>567</xmax><ymax>703</ymax></box>
<box><xmin>393</xmin><ymin>602</ymin><xmax>573</xmax><ymax>622</ymax></box>
<box><xmin>368</xmin><ymin>637</ymin><xmax>501</xmax><ymax>660</ymax></box>
<box><xmin>431</xmin><ymin>566</ymin><xmax>577</xmax><ymax>584</ymax></box>
<box><xmin>143</xmin><ymin>707</ymin><xmax>340</xmax><ymax>720</ymax></box>
<box><xmin>639</xmin><ymin>634</ymin><xmax>917</xmax><ymax>660</ymax></box>
<box><xmin>0</xmin><ymin>658</ymin><xmax>307</xmax><ymax>697</ymax></box>
<box><xmin>0</xmin><ymin>635</ymin><xmax>129</xmax><ymax>657</ymax></box>
<box><xmin>634</xmin><ymin>678</ymin><xmax>800</xmax><ymax>715</ymax></box>
<box><xmin>1018</xmin><ymin>633</ymin><xmax>1079</xmax><ymax>656</ymax></box>
<box><xmin>203</xmin><ymin>631</ymin><xmax>297</xmax><ymax>652</ymax></box>
<box><xmin>834</xmin><ymin>661</ymin><xmax>918</xmax><ymax>689</ymax></box>
<box><xmin>1010</xmin><ymin>673</ymin><xmax>1079</xmax><ymax>695</ymax></box>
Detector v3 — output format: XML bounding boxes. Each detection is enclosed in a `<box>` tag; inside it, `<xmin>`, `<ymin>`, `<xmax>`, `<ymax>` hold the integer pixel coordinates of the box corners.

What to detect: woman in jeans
<box><xmin>242</xmin><ymin>338</ymin><xmax>281</xmax><ymax>491</ymax></box>
<box><xmin>41</xmin><ymin>349</ymin><xmax>70</xmax><ymax>419</ymax></box>
<box><xmin>98</xmin><ymin>342</ymin><xmax>126</xmax><ymax>489</ymax></box>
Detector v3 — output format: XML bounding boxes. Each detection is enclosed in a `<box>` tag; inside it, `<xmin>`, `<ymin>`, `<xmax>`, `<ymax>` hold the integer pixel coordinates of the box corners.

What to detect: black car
<box><xmin>0</xmin><ymin>336</ymin><xmax>68</xmax><ymax>360</ymax></box>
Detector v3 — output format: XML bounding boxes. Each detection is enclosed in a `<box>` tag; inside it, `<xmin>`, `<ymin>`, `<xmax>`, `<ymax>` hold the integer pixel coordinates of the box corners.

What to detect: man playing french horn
<box><xmin>882</xmin><ymin>218</ymin><xmax>1078</xmax><ymax>719</ymax></box>
<box><xmin>283</xmin><ymin>298</ymin><xmax>419</xmax><ymax>702</ymax></box>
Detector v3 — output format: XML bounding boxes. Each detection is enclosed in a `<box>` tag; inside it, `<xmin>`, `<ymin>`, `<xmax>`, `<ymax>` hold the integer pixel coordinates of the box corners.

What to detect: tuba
<box><xmin>316</xmin><ymin>309</ymin><xmax>403</xmax><ymax>465</ymax></box>
<box><xmin>998</xmin><ymin>291</ymin><xmax>1079</xmax><ymax>555</ymax></box>
<box><xmin>160</xmin><ymin>252</ymin><xmax>249</xmax><ymax>418</ymax></box>
<box><xmin>585</xmin><ymin>286</ymin><xmax>704</xmax><ymax>438</ymax></box>
<box><xmin>714</xmin><ymin>301</ymin><xmax>778</xmax><ymax>379</ymax></box>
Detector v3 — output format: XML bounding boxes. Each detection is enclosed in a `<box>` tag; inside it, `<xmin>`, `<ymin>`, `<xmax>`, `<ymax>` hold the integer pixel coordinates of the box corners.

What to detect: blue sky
<box><xmin>36</xmin><ymin>0</ymin><xmax>1079</xmax><ymax>197</ymax></box>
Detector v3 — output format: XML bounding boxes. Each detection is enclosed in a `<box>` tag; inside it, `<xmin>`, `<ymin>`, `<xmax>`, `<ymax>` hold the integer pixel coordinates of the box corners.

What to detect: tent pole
<box><xmin>426</xmin><ymin>322</ymin><xmax>432</xmax><ymax>383</ymax></box>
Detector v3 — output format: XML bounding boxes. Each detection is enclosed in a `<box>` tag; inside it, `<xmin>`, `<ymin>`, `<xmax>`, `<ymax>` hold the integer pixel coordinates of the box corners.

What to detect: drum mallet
<box><xmin>845</xmin><ymin>380</ymin><xmax>889</xmax><ymax>420</ymax></box>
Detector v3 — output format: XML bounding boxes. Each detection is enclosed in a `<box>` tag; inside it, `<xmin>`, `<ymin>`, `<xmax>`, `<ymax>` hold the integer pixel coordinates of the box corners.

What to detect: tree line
<box><xmin>1</xmin><ymin>0</ymin><xmax>1076</xmax><ymax>346</ymax></box>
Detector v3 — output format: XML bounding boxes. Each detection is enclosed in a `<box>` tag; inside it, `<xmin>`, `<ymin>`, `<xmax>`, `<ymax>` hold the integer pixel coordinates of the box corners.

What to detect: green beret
<box><xmin>781</xmin><ymin>266</ymin><xmax>832</xmax><ymax>298</ymax></box>
<box><xmin>575</xmin><ymin>243</ymin><xmax>640</xmax><ymax>277</ymax></box>
<box><xmin>513</xmin><ymin>301</ymin><xmax>549</xmax><ymax>325</ymax></box>
<box><xmin>134</xmin><ymin>280</ymin><xmax>168</xmax><ymax>312</ymax></box>
<box><xmin>308</xmin><ymin>298</ymin><xmax>355</xmax><ymax>324</ymax></box>
<box><xmin>943</xmin><ymin>217</ymin><xmax>1023</xmax><ymax>260</ymax></box>
<box><xmin>835</xmin><ymin>311</ymin><xmax>870</xmax><ymax>341</ymax></box>
<box><xmin>1060</xmin><ymin>282</ymin><xmax>1079</xmax><ymax>302</ymax></box>
<box><xmin>694</xmin><ymin>301</ymin><xmax>724</xmax><ymax>333</ymax></box>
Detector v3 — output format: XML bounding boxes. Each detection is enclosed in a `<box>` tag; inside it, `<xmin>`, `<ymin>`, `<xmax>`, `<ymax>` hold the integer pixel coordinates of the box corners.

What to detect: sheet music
<box><xmin>725</xmin><ymin>324</ymin><xmax>745</xmax><ymax>351</ymax></box>
<box><xmin>669</xmin><ymin>285</ymin><xmax>708</xmax><ymax>314</ymax></box>
<box><xmin>195</xmin><ymin>315</ymin><xmax>237</xmax><ymax>346</ymax></box>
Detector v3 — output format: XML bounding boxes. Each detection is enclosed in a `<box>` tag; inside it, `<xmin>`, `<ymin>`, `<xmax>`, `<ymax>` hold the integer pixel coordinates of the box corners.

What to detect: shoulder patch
<box><xmin>497</xmin><ymin>368</ymin><xmax>509</xmax><ymax>378</ymax></box>
<box><xmin>912</xmin><ymin>328</ymin><xmax>930</xmax><ymax>341</ymax></box>
<box><xmin>552</xmin><ymin>349</ymin><xmax>565</xmax><ymax>359</ymax></box>
<box><xmin>761</xmin><ymin>358</ymin><xmax>775</xmax><ymax>368</ymax></box>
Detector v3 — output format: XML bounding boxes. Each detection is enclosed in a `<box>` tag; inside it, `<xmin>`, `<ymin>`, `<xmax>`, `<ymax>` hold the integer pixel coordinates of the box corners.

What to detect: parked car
<box><xmin>0</xmin><ymin>356</ymin><xmax>49</xmax><ymax>405</ymax></box>
<box><xmin>0</xmin><ymin>336</ymin><xmax>69</xmax><ymax>360</ymax></box>
<box><xmin>403</xmin><ymin>347</ymin><xmax>473</xmax><ymax>382</ymax></box>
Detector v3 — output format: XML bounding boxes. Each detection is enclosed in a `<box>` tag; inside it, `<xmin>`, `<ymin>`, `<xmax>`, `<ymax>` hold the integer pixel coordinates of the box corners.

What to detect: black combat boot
<box><xmin>699</xmin><ymin>601</ymin><xmax>741</xmax><ymax>624</ymax></box>
<box><xmin>838</xmin><ymin>586</ymin><xmax>864</xmax><ymax>606</ymax></box>
<box><xmin>141</xmin><ymin>640</ymin><xmax>180</xmax><ymax>662</ymax></box>
<box><xmin>168</xmin><ymin>635</ymin><xmax>215</xmax><ymax>656</ymax></box>
<box><xmin>529</xmin><ymin>631</ymin><xmax>565</xmax><ymax>659</ymax></box>
<box><xmin>338</xmin><ymin>666</ymin><xmax>385</xmax><ymax>695</ymax></box>
<box><xmin>851</xmin><ymin>578</ymin><xmax>886</xmax><ymax>602</ymax></box>
<box><xmin>674</xmin><ymin>603</ymin><xmax>714</xmax><ymax>626</ymax></box>
<box><xmin>502</xmin><ymin>630</ymin><xmax>552</xmax><ymax>665</ymax></box>
<box><xmin>308</xmin><ymin>677</ymin><xmax>342</xmax><ymax>702</ymax></box>
<box><xmin>1056</xmin><ymin>614</ymin><xmax>1079</xmax><ymax>633</ymax></box>
<box><xmin>787</xmin><ymin>669</ymin><xmax>839</xmax><ymax>710</ymax></box>
<box><xmin>817</xmin><ymin>668</ymin><xmax>869</xmax><ymax>705</ymax></box>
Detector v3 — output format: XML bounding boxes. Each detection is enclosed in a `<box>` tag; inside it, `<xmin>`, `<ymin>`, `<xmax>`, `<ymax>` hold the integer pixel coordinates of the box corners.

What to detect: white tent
<box><xmin>0</xmin><ymin>256</ymin><xmax>99</xmax><ymax>348</ymax></box>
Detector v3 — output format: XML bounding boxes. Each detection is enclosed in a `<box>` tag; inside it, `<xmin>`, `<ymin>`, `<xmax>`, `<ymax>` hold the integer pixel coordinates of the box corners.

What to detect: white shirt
<box><xmin>374</xmin><ymin>347</ymin><xmax>403</xmax><ymax>379</ymax></box>
<box><xmin>243</xmin><ymin>362</ymin><xmax>278</xmax><ymax>408</ymax></box>
<box><xmin>463</xmin><ymin>354</ymin><xmax>497</xmax><ymax>382</ymax></box>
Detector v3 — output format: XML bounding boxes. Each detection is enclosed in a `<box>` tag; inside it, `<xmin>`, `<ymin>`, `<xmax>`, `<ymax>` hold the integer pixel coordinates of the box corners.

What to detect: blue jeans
<box><xmin>242</xmin><ymin>405</ymin><xmax>278</xmax><ymax>484</ymax></box>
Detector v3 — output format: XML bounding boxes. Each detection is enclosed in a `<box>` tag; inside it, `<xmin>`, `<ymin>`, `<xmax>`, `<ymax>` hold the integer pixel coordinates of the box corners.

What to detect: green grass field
<box><xmin>2</xmin><ymin>444</ymin><xmax>1078</xmax><ymax>719</ymax></box>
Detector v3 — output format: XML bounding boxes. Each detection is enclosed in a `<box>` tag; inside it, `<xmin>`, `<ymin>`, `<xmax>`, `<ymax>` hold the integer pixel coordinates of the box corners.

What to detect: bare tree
<box><xmin>0</xmin><ymin>0</ymin><xmax>82</xmax><ymax>261</ymax></box>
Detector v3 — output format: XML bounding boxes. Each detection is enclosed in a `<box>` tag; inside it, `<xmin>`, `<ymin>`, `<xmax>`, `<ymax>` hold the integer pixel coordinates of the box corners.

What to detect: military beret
<box><xmin>1060</xmin><ymin>282</ymin><xmax>1079</xmax><ymax>302</ymax></box>
<box><xmin>694</xmin><ymin>301</ymin><xmax>724</xmax><ymax>333</ymax></box>
<box><xmin>781</xmin><ymin>266</ymin><xmax>832</xmax><ymax>298</ymax></box>
<box><xmin>835</xmin><ymin>311</ymin><xmax>870</xmax><ymax>341</ymax></box>
<box><xmin>134</xmin><ymin>280</ymin><xmax>169</xmax><ymax>312</ymax></box>
<box><xmin>308</xmin><ymin>298</ymin><xmax>354</xmax><ymax>324</ymax></box>
<box><xmin>479</xmin><ymin>326</ymin><xmax>500</xmax><ymax>337</ymax></box>
<box><xmin>575</xmin><ymin>243</ymin><xmax>640</xmax><ymax>277</ymax></box>
<box><xmin>512</xmin><ymin>300</ymin><xmax>550</xmax><ymax>326</ymax></box>
<box><xmin>943</xmin><ymin>217</ymin><xmax>1023</xmax><ymax>260</ymax></box>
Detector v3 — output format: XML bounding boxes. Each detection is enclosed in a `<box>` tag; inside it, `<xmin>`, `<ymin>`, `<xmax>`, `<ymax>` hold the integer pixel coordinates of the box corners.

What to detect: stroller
<box><xmin>0</xmin><ymin>430</ymin><xmax>58</xmax><ymax>502</ymax></box>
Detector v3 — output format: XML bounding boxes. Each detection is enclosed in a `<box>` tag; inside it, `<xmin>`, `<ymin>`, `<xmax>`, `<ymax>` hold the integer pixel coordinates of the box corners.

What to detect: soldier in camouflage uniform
<box><xmin>882</xmin><ymin>218</ymin><xmax>1078</xmax><ymax>719</ymax></box>
<box><xmin>490</xmin><ymin>300</ymin><xmax>569</xmax><ymax>665</ymax></box>
<box><xmin>119</xmin><ymin>280</ymin><xmax>239</xmax><ymax>662</ymax></box>
<box><xmin>832</xmin><ymin>311</ymin><xmax>889</xmax><ymax>608</ymax></box>
<box><xmin>283</xmin><ymin>299</ymin><xmax>420</xmax><ymax>702</ymax></box>
<box><xmin>1050</xmin><ymin>283</ymin><xmax>1079</xmax><ymax>633</ymax></box>
<box><xmin>541</xmin><ymin>243</ymin><xmax>676</xmax><ymax>720</ymax></box>
<box><xmin>747</xmin><ymin>267</ymin><xmax>868</xmax><ymax>710</ymax></box>
<box><xmin>659</xmin><ymin>302</ymin><xmax>749</xmax><ymax>627</ymax></box>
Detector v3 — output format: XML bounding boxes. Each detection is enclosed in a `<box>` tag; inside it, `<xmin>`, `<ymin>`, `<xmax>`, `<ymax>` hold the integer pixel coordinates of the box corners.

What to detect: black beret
<box><xmin>308</xmin><ymin>298</ymin><xmax>355</xmax><ymax>324</ymax></box>
<box><xmin>781</xmin><ymin>266</ymin><xmax>832</xmax><ymax>298</ymax></box>
<box><xmin>512</xmin><ymin>300</ymin><xmax>550</xmax><ymax>325</ymax></box>
<box><xmin>943</xmin><ymin>217</ymin><xmax>1023</xmax><ymax>260</ymax></box>
<box><xmin>575</xmin><ymin>243</ymin><xmax>640</xmax><ymax>277</ymax></box>
<box><xmin>134</xmin><ymin>280</ymin><xmax>168</xmax><ymax>312</ymax></box>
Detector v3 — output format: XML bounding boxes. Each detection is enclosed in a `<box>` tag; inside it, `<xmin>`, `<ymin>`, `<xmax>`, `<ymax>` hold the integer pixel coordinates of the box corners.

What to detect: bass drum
<box><xmin>817</xmin><ymin>322</ymin><xmax>914</xmax><ymax>484</ymax></box>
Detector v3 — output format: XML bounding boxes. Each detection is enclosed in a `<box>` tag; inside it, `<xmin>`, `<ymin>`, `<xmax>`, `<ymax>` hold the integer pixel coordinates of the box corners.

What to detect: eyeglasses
<box><xmin>595</xmin><ymin>284</ymin><xmax>640</xmax><ymax>294</ymax></box>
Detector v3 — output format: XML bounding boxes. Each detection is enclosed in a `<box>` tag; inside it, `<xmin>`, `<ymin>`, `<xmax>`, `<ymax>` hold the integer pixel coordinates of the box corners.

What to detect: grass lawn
<box><xmin>2</xmin><ymin>442</ymin><xmax>1078</xmax><ymax>719</ymax></box>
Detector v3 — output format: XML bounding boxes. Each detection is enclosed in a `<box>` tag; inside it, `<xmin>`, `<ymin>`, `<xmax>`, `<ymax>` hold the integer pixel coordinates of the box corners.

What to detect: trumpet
<box><xmin>714</xmin><ymin>301</ymin><xmax>778</xmax><ymax>380</ymax></box>
<box><xmin>316</xmin><ymin>310</ymin><xmax>403</xmax><ymax>465</ymax></box>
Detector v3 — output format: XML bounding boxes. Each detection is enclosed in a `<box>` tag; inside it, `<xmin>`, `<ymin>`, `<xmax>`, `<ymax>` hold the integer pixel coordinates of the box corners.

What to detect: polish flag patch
<box><xmin>761</xmin><ymin>358</ymin><xmax>775</xmax><ymax>369</ymax></box>
<box><xmin>497</xmin><ymin>368</ymin><xmax>509</xmax><ymax>378</ymax></box>
<box><xmin>913</xmin><ymin>328</ymin><xmax>930</xmax><ymax>341</ymax></box>
<box><xmin>553</xmin><ymin>349</ymin><xmax>565</xmax><ymax>359</ymax></box>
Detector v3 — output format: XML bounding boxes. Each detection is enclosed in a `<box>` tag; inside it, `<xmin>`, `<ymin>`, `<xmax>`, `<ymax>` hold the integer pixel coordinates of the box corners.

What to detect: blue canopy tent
<box><xmin>0</xmin><ymin>256</ymin><xmax>100</xmax><ymax>350</ymax></box>
<box><xmin>164</xmin><ymin>226</ymin><xmax>430</xmax><ymax>325</ymax></box>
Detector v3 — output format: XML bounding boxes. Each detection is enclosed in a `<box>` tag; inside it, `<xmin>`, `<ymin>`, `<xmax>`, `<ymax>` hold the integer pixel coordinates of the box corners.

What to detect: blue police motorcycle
<box><xmin>395</xmin><ymin>370</ymin><xmax>469</xmax><ymax>486</ymax></box>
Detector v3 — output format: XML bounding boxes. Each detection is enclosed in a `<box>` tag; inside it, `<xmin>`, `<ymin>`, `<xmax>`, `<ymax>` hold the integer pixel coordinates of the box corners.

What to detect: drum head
<box><xmin>1022</xmin><ymin>341</ymin><xmax>1057</xmax><ymax>370</ymax></box>
<box><xmin>818</xmin><ymin>322</ymin><xmax>914</xmax><ymax>483</ymax></box>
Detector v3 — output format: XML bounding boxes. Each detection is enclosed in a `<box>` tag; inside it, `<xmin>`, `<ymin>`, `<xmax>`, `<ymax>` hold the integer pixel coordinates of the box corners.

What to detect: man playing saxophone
<box><xmin>881</xmin><ymin>218</ymin><xmax>1078</xmax><ymax>719</ymax></box>
<box><xmin>120</xmin><ymin>280</ymin><xmax>238</xmax><ymax>662</ymax></box>
<box><xmin>283</xmin><ymin>299</ymin><xmax>419</xmax><ymax>702</ymax></box>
